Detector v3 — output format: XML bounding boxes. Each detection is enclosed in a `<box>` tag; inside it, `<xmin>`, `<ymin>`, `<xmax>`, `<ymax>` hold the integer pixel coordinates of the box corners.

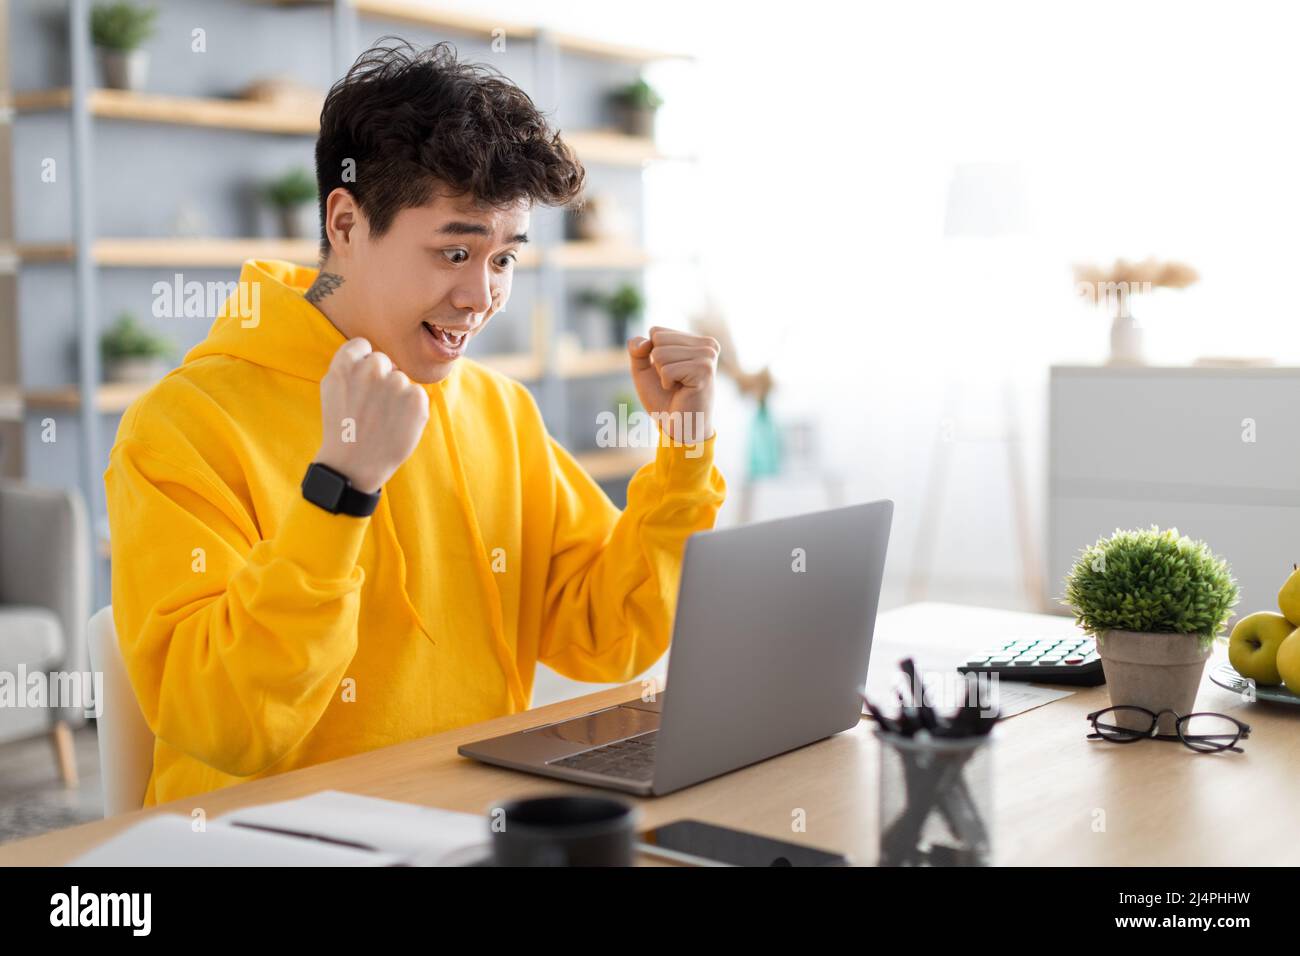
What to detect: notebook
<box><xmin>70</xmin><ymin>790</ymin><xmax>490</xmax><ymax>867</ymax></box>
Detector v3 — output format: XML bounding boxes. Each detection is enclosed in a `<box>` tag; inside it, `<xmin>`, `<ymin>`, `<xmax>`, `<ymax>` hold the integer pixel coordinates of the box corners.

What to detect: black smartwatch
<box><xmin>301</xmin><ymin>462</ymin><xmax>381</xmax><ymax>517</ymax></box>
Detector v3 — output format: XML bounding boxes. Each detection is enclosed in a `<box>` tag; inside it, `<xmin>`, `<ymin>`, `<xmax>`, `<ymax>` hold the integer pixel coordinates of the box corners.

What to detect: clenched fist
<box><xmin>627</xmin><ymin>326</ymin><xmax>719</xmax><ymax>444</ymax></box>
<box><xmin>314</xmin><ymin>338</ymin><xmax>430</xmax><ymax>494</ymax></box>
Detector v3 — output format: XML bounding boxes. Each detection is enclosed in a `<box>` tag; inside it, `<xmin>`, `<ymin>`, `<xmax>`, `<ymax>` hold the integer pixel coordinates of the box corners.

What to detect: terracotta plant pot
<box><xmin>1095</xmin><ymin>630</ymin><xmax>1213</xmax><ymax>735</ymax></box>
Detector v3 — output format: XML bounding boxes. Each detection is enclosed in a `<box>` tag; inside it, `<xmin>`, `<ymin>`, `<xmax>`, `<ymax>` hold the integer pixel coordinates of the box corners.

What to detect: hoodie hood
<box><xmin>186</xmin><ymin>259</ymin><xmax>345</xmax><ymax>383</ymax></box>
<box><xmin>187</xmin><ymin>258</ymin><xmax>461</xmax><ymax>399</ymax></box>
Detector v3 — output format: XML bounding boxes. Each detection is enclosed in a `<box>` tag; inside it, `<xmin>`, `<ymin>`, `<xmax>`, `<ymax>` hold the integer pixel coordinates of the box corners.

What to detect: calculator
<box><xmin>956</xmin><ymin>634</ymin><xmax>1106</xmax><ymax>686</ymax></box>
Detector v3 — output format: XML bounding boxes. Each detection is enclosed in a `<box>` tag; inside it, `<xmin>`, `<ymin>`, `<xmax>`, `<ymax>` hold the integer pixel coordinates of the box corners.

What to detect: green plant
<box><xmin>613</xmin><ymin>78</ymin><xmax>664</xmax><ymax>111</ymax></box>
<box><xmin>264</xmin><ymin>167</ymin><xmax>318</xmax><ymax>209</ymax></box>
<box><xmin>1063</xmin><ymin>527</ymin><xmax>1239</xmax><ymax>645</ymax></box>
<box><xmin>579</xmin><ymin>284</ymin><xmax>644</xmax><ymax>342</ymax></box>
<box><xmin>101</xmin><ymin>313</ymin><xmax>171</xmax><ymax>361</ymax></box>
<box><xmin>91</xmin><ymin>2</ymin><xmax>157</xmax><ymax>52</ymax></box>
<box><xmin>604</xmin><ymin>284</ymin><xmax>644</xmax><ymax>325</ymax></box>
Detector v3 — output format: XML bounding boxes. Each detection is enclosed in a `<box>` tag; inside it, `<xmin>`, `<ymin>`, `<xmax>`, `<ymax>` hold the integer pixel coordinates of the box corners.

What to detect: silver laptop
<box><xmin>458</xmin><ymin>499</ymin><xmax>893</xmax><ymax>796</ymax></box>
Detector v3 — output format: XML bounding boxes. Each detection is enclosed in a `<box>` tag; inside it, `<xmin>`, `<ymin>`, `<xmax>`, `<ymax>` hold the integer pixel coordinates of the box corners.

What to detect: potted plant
<box><xmin>91</xmin><ymin>2</ymin><xmax>157</xmax><ymax>91</ymax></box>
<box><xmin>1064</xmin><ymin>527</ymin><xmax>1239</xmax><ymax>735</ymax></box>
<box><xmin>101</xmin><ymin>312</ymin><xmax>172</xmax><ymax>383</ymax></box>
<box><xmin>263</xmin><ymin>167</ymin><xmax>318</xmax><ymax>239</ymax></box>
<box><xmin>610</xmin><ymin>77</ymin><xmax>664</xmax><ymax>139</ymax></box>
<box><xmin>578</xmin><ymin>284</ymin><xmax>644</xmax><ymax>347</ymax></box>
<box><xmin>1072</xmin><ymin>257</ymin><xmax>1199</xmax><ymax>365</ymax></box>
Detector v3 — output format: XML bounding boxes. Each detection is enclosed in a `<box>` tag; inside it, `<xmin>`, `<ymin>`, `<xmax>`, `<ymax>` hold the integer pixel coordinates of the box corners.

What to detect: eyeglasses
<box><xmin>1085</xmin><ymin>706</ymin><xmax>1251</xmax><ymax>753</ymax></box>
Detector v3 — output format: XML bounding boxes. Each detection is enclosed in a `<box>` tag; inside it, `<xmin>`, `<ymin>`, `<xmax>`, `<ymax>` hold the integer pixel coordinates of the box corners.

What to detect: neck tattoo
<box><xmin>305</xmin><ymin>271</ymin><xmax>344</xmax><ymax>305</ymax></box>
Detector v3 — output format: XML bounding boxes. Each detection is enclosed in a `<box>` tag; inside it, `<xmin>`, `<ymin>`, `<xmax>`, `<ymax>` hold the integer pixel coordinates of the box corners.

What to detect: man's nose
<box><xmin>452</xmin><ymin>272</ymin><xmax>494</xmax><ymax>317</ymax></box>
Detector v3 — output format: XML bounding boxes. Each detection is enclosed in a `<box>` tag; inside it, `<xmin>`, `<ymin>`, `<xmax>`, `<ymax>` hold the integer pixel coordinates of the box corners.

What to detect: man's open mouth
<box><xmin>423</xmin><ymin>322</ymin><xmax>469</xmax><ymax>353</ymax></box>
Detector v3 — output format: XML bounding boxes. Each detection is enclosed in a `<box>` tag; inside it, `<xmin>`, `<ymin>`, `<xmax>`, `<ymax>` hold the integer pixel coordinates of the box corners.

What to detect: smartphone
<box><xmin>637</xmin><ymin>820</ymin><xmax>849</xmax><ymax>867</ymax></box>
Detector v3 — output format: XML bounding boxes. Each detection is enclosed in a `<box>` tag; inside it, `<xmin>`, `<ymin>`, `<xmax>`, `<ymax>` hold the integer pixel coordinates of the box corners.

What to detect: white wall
<box><xmin>420</xmin><ymin>0</ymin><xmax>1300</xmax><ymax>698</ymax></box>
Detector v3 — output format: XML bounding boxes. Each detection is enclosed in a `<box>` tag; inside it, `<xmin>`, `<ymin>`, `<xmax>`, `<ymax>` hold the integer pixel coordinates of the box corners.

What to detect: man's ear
<box><xmin>323</xmin><ymin>187</ymin><xmax>361</xmax><ymax>257</ymax></box>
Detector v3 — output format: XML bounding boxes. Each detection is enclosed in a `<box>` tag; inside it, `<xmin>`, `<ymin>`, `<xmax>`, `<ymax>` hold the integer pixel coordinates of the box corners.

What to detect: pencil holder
<box><xmin>877</xmin><ymin>728</ymin><xmax>995</xmax><ymax>866</ymax></box>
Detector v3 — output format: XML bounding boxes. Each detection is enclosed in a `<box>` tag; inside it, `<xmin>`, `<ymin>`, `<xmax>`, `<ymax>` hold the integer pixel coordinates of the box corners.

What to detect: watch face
<box><xmin>303</xmin><ymin>465</ymin><xmax>347</xmax><ymax>511</ymax></box>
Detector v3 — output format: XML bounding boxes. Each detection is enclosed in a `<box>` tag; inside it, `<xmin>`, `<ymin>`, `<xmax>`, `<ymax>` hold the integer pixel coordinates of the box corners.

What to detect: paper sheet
<box><xmin>864</xmin><ymin>603</ymin><xmax>1079</xmax><ymax>720</ymax></box>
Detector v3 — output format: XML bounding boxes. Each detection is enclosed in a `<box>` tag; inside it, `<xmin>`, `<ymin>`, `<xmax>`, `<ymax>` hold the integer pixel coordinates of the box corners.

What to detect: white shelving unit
<box><xmin>1</xmin><ymin>1</ymin><xmax>695</xmax><ymax>605</ymax></box>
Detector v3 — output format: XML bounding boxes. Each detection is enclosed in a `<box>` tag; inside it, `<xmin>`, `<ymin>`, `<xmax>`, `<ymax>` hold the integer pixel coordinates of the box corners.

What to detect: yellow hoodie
<box><xmin>105</xmin><ymin>259</ymin><xmax>726</xmax><ymax>806</ymax></box>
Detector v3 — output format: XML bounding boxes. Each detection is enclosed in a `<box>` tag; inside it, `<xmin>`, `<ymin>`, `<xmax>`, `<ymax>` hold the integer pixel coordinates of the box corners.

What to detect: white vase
<box><xmin>1108</xmin><ymin>312</ymin><xmax>1144</xmax><ymax>365</ymax></box>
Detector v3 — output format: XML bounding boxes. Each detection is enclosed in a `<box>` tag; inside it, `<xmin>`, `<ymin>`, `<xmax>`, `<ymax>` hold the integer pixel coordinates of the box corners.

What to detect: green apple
<box><xmin>1228</xmin><ymin>612</ymin><xmax>1293</xmax><ymax>686</ymax></box>
<box><xmin>1278</xmin><ymin>629</ymin><xmax>1300</xmax><ymax>695</ymax></box>
<box><xmin>1278</xmin><ymin>564</ymin><xmax>1300</xmax><ymax>624</ymax></box>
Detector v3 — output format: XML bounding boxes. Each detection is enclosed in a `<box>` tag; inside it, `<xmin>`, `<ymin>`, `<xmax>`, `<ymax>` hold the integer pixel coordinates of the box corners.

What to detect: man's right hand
<box><xmin>314</xmin><ymin>338</ymin><xmax>430</xmax><ymax>494</ymax></box>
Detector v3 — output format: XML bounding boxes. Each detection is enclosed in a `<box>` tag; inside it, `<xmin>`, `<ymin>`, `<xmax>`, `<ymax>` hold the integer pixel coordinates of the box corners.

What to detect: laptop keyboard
<box><xmin>550</xmin><ymin>732</ymin><xmax>658</xmax><ymax>781</ymax></box>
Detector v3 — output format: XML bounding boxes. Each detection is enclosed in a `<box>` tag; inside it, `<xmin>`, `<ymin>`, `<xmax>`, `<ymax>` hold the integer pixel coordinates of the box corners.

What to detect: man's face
<box><xmin>345</xmin><ymin>190</ymin><xmax>529</xmax><ymax>384</ymax></box>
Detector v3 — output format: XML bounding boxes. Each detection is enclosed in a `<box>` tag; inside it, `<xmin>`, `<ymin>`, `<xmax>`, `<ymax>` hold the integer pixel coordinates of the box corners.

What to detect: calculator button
<box><xmin>965</xmin><ymin>655</ymin><xmax>990</xmax><ymax>665</ymax></box>
<box><xmin>1013</xmin><ymin>656</ymin><xmax>1040</xmax><ymax>665</ymax></box>
<box><xmin>987</xmin><ymin>654</ymin><xmax>1014</xmax><ymax>664</ymax></box>
<box><xmin>1063</xmin><ymin>656</ymin><xmax>1085</xmax><ymax>665</ymax></box>
<box><xmin>1037</xmin><ymin>655</ymin><xmax>1062</xmax><ymax>665</ymax></box>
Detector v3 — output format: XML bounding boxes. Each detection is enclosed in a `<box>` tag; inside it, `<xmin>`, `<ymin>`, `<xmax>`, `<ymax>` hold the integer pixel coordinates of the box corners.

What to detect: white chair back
<box><xmin>86</xmin><ymin>607</ymin><xmax>154</xmax><ymax>816</ymax></box>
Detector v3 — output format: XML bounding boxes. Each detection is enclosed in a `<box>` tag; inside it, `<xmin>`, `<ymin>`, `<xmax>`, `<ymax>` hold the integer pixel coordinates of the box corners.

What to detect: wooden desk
<box><xmin>2</xmin><ymin>602</ymin><xmax>1296</xmax><ymax>866</ymax></box>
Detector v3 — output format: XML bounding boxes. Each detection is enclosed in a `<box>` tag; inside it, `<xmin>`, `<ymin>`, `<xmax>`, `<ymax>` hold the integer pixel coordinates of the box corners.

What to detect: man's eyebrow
<box><xmin>436</xmin><ymin>221</ymin><xmax>529</xmax><ymax>243</ymax></box>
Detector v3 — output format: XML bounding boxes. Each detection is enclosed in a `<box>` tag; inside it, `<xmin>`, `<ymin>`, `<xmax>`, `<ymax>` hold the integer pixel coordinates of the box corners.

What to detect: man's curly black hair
<box><xmin>315</xmin><ymin>39</ymin><xmax>586</xmax><ymax>257</ymax></box>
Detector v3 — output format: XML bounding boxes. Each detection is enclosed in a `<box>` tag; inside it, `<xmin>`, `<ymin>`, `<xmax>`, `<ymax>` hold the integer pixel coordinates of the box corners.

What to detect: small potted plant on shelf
<box><xmin>578</xmin><ymin>284</ymin><xmax>644</xmax><ymax>347</ymax></box>
<box><xmin>91</xmin><ymin>2</ymin><xmax>157</xmax><ymax>91</ymax></box>
<box><xmin>101</xmin><ymin>312</ymin><xmax>172</xmax><ymax>383</ymax></box>
<box><xmin>610</xmin><ymin>77</ymin><xmax>664</xmax><ymax>139</ymax></box>
<box><xmin>1064</xmin><ymin>526</ymin><xmax>1239</xmax><ymax>735</ymax></box>
<box><xmin>263</xmin><ymin>167</ymin><xmax>318</xmax><ymax>239</ymax></box>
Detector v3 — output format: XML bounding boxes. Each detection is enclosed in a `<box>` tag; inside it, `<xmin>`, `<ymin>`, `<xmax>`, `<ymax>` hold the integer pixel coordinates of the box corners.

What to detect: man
<box><xmin>106</xmin><ymin>41</ymin><xmax>726</xmax><ymax>806</ymax></box>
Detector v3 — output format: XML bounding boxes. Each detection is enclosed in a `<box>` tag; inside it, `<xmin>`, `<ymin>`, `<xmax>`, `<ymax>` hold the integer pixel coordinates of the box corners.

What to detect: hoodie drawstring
<box><xmin>430</xmin><ymin>387</ymin><xmax>529</xmax><ymax>713</ymax></box>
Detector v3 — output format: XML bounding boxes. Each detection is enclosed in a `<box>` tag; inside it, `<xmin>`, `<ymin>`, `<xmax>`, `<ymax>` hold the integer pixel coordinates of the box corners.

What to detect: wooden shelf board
<box><xmin>353</xmin><ymin>2</ymin><xmax>684</xmax><ymax>61</ymax></box>
<box><xmin>23</xmin><ymin>381</ymin><xmax>150</xmax><ymax>413</ymax></box>
<box><xmin>17</xmin><ymin>238</ymin><xmax>323</xmax><ymax>267</ymax></box>
<box><xmin>354</xmin><ymin>0</ymin><xmax>537</xmax><ymax>39</ymax></box>
<box><xmin>549</xmin><ymin>241</ymin><xmax>650</xmax><ymax>270</ymax></box>
<box><xmin>11</xmin><ymin>88</ymin><xmax>672</xmax><ymax>169</ymax></box>
<box><xmin>573</xmin><ymin>447</ymin><xmax>653</xmax><ymax>480</ymax></box>
<box><xmin>14</xmin><ymin>88</ymin><xmax>319</xmax><ymax>135</ymax></box>
<box><xmin>15</xmin><ymin>239</ymin><xmax>552</xmax><ymax>269</ymax></box>
<box><xmin>556</xmin><ymin>347</ymin><xmax>629</xmax><ymax>379</ymax></box>
<box><xmin>475</xmin><ymin>352</ymin><xmax>543</xmax><ymax>380</ymax></box>
<box><xmin>550</xmin><ymin>31</ymin><xmax>691</xmax><ymax>63</ymax></box>
<box><xmin>565</xmin><ymin>129</ymin><xmax>664</xmax><ymax>166</ymax></box>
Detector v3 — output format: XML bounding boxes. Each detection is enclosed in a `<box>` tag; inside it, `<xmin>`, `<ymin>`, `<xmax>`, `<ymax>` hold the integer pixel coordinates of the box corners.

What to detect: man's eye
<box><xmin>442</xmin><ymin>249</ymin><xmax>469</xmax><ymax>264</ymax></box>
<box><xmin>495</xmin><ymin>252</ymin><xmax>517</xmax><ymax>268</ymax></box>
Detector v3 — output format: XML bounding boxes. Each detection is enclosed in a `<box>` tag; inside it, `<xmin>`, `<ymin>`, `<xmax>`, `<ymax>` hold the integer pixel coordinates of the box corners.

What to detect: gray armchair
<box><xmin>0</xmin><ymin>481</ymin><xmax>90</xmax><ymax>786</ymax></box>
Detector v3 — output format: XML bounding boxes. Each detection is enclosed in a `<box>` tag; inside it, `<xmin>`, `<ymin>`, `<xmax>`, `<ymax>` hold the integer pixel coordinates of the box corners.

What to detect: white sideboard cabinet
<box><xmin>1048</xmin><ymin>364</ymin><xmax>1300</xmax><ymax>617</ymax></box>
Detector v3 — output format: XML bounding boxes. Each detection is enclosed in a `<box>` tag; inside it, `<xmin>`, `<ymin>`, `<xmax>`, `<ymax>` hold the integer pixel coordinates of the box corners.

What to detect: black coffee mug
<box><xmin>490</xmin><ymin>795</ymin><xmax>638</xmax><ymax>867</ymax></box>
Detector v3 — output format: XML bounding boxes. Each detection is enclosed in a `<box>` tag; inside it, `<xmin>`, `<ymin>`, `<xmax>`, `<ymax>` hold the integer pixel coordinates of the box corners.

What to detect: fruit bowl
<box><xmin>1209</xmin><ymin>662</ymin><xmax>1300</xmax><ymax>706</ymax></box>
